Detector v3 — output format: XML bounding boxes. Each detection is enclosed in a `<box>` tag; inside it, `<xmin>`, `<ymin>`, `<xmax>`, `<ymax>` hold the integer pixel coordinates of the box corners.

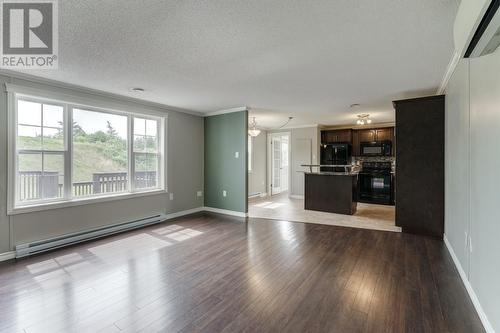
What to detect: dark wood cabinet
<box><xmin>375</xmin><ymin>128</ymin><xmax>393</xmax><ymax>141</ymax></box>
<box><xmin>352</xmin><ymin>127</ymin><xmax>395</xmax><ymax>156</ymax></box>
<box><xmin>358</xmin><ymin>129</ymin><xmax>376</xmax><ymax>142</ymax></box>
<box><xmin>321</xmin><ymin>129</ymin><xmax>352</xmax><ymax>143</ymax></box>
<box><xmin>393</xmin><ymin>95</ymin><xmax>444</xmax><ymax>238</ymax></box>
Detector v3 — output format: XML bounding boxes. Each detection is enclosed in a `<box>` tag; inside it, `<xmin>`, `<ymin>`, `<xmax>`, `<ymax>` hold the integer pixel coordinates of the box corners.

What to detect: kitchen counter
<box><xmin>304</xmin><ymin>171</ymin><xmax>359</xmax><ymax>176</ymax></box>
<box><xmin>304</xmin><ymin>172</ymin><xmax>358</xmax><ymax>215</ymax></box>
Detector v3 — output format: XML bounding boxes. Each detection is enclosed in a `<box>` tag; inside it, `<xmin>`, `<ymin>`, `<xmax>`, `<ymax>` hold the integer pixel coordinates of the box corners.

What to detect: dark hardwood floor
<box><xmin>0</xmin><ymin>213</ymin><xmax>484</xmax><ymax>333</ymax></box>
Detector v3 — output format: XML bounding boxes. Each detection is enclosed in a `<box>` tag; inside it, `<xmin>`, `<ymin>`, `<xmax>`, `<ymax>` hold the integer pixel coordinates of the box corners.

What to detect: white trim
<box><xmin>248</xmin><ymin>192</ymin><xmax>267</xmax><ymax>199</ymax></box>
<box><xmin>320</xmin><ymin>122</ymin><xmax>395</xmax><ymax>130</ymax></box>
<box><xmin>8</xmin><ymin>92</ymin><xmax>168</xmax><ymax>214</ymax></box>
<box><xmin>203</xmin><ymin>206</ymin><xmax>248</xmax><ymax>218</ymax></box>
<box><xmin>289</xmin><ymin>194</ymin><xmax>304</xmax><ymax>200</ymax></box>
<box><xmin>0</xmin><ymin>71</ymin><xmax>202</xmax><ymax>116</ymax></box>
<box><xmin>437</xmin><ymin>51</ymin><xmax>461</xmax><ymax>94</ymax></box>
<box><xmin>8</xmin><ymin>189</ymin><xmax>169</xmax><ymax>215</ymax></box>
<box><xmin>203</xmin><ymin>106</ymin><xmax>248</xmax><ymax>117</ymax></box>
<box><xmin>0</xmin><ymin>251</ymin><xmax>15</xmax><ymax>262</ymax></box>
<box><xmin>444</xmin><ymin>235</ymin><xmax>495</xmax><ymax>333</ymax></box>
<box><xmin>166</xmin><ymin>207</ymin><xmax>204</xmax><ymax>219</ymax></box>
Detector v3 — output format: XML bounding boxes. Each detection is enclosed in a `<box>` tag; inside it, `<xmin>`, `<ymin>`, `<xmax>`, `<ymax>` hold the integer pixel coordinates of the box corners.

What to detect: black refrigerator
<box><xmin>320</xmin><ymin>143</ymin><xmax>351</xmax><ymax>172</ymax></box>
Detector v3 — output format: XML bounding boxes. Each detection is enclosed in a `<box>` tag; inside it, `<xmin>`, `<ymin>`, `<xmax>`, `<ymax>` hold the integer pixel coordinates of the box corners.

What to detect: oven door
<box><xmin>358</xmin><ymin>172</ymin><xmax>392</xmax><ymax>204</ymax></box>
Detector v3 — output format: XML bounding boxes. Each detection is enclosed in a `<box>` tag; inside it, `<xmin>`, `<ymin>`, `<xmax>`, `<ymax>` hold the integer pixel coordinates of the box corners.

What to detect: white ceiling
<box><xmin>8</xmin><ymin>0</ymin><xmax>458</xmax><ymax>127</ymax></box>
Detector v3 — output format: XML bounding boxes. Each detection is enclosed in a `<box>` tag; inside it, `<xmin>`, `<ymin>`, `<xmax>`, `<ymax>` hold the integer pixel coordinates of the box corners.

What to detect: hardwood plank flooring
<box><xmin>0</xmin><ymin>213</ymin><xmax>484</xmax><ymax>333</ymax></box>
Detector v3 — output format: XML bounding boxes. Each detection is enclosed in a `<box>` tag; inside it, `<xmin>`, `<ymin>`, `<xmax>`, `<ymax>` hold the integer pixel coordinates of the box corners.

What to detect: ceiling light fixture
<box><xmin>356</xmin><ymin>114</ymin><xmax>372</xmax><ymax>125</ymax></box>
<box><xmin>248</xmin><ymin>117</ymin><xmax>261</xmax><ymax>137</ymax></box>
<box><xmin>130</xmin><ymin>87</ymin><xmax>145</xmax><ymax>93</ymax></box>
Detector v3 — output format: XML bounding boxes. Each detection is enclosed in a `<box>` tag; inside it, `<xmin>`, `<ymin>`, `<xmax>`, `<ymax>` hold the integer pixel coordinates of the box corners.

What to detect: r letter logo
<box><xmin>1</xmin><ymin>0</ymin><xmax>58</xmax><ymax>68</ymax></box>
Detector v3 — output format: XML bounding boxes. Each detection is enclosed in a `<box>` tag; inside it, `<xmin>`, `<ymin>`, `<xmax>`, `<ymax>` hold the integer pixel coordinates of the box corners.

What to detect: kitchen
<box><xmin>304</xmin><ymin>125</ymin><xmax>396</xmax><ymax>216</ymax></box>
<box><xmin>249</xmin><ymin>95</ymin><xmax>444</xmax><ymax>236</ymax></box>
<box><xmin>248</xmin><ymin>119</ymin><xmax>400</xmax><ymax>232</ymax></box>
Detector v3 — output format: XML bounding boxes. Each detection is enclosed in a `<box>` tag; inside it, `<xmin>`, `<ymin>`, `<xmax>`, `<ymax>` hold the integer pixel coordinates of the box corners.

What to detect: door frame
<box><xmin>267</xmin><ymin>132</ymin><xmax>291</xmax><ymax>196</ymax></box>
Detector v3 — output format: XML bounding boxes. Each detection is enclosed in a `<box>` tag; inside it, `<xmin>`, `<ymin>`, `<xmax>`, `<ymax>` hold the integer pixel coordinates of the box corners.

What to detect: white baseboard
<box><xmin>289</xmin><ymin>195</ymin><xmax>304</xmax><ymax>200</ymax></box>
<box><xmin>0</xmin><ymin>251</ymin><xmax>15</xmax><ymax>262</ymax></box>
<box><xmin>203</xmin><ymin>206</ymin><xmax>248</xmax><ymax>218</ymax></box>
<box><xmin>166</xmin><ymin>207</ymin><xmax>204</xmax><ymax>220</ymax></box>
<box><xmin>248</xmin><ymin>192</ymin><xmax>268</xmax><ymax>199</ymax></box>
<box><xmin>444</xmin><ymin>235</ymin><xmax>494</xmax><ymax>333</ymax></box>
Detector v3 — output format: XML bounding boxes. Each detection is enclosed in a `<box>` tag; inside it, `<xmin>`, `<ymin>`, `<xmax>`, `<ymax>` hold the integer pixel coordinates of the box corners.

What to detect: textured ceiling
<box><xmin>9</xmin><ymin>0</ymin><xmax>458</xmax><ymax>127</ymax></box>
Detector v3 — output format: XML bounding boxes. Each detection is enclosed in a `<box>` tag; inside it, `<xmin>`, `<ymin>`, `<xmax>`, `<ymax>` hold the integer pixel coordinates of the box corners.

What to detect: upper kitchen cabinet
<box><xmin>357</xmin><ymin>128</ymin><xmax>393</xmax><ymax>142</ymax></box>
<box><xmin>321</xmin><ymin>129</ymin><xmax>352</xmax><ymax>143</ymax></box>
<box><xmin>358</xmin><ymin>129</ymin><xmax>376</xmax><ymax>142</ymax></box>
<box><xmin>374</xmin><ymin>128</ymin><xmax>393</xmax><ymax>141</ymax></box>
<box><xmin>394</xmin><ymin>95</ymin><xmax>444</xmax><ymax>238</ymax></box>
<box><xmin>352</xmin><ymin>127</ymin><xmax>395</xmax><ymax>156</ymax></box>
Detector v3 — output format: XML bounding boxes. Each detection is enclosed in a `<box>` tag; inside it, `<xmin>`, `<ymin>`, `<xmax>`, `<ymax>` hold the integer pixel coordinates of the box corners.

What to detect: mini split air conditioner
<box><xmin>454</xmin><ymin>0</ymin><xmax>500</xmax><ymax>58</ymax></box>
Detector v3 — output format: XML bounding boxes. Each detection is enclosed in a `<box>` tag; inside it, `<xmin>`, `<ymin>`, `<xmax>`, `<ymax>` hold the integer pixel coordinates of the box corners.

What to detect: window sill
<box><xmin>8</xmin><ymin>189</ymin><xmax>168</xmax><ymax>215</ymax></box>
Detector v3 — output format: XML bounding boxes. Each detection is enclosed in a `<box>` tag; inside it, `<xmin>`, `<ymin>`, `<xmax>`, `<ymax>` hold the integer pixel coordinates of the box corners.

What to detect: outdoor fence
<box><xmin>18</xmin><ymin>171</ymin><xmax>157</xmax><ymax>201</ymax></box>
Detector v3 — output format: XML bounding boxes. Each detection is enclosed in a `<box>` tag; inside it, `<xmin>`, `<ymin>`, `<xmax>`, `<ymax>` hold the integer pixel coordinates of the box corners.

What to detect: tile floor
<box><xmin>249</xmin><ymin>192</ymin><xmax>400</xmax><ymax>232</ymax></box>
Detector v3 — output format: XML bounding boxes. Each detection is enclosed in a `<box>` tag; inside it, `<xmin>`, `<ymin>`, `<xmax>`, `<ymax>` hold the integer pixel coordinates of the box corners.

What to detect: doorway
<box><xmin>268</xmin><ymin>132</ymin><xmax>290</xmax><ymax>196</ymax></box>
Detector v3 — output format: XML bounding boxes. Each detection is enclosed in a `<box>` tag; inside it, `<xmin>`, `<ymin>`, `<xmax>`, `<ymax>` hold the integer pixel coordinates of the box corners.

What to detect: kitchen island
<box><xmin>302</xmin><ymin>166</ymin><xmax>358</xmax><ymax>215</ymax></box>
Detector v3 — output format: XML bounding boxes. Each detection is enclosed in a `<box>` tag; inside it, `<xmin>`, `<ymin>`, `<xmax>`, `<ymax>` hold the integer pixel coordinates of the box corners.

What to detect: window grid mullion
<box><xmin>40</xmin><ymin>105</ymin><xmax>44</xmax><ymax>150</ymax></box>
<box><xmin>13</xmin><ymin>96</ymin><xmax>165</xmax><ymax>210</ymax></box>
<box><xmin>128</xmin><ymin>116</ymin><xmax>135</xmax><ymax>192</ymax></box>
<box><xmin>64</xmin><ymin>105</ymin><xmax>73</xmax><ymax>199</ymax></box>
<box><xmin>157</xmin><ymin>119</ymin><xmax>162</xmax><ymax>189</ymax></box>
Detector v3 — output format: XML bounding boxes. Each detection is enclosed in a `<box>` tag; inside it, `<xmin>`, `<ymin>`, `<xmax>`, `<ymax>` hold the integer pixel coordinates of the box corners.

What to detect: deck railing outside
<box><xmin>18</xmin><ymin>171</ymin><xmax>157</xmax><ymax>202</ymax></box>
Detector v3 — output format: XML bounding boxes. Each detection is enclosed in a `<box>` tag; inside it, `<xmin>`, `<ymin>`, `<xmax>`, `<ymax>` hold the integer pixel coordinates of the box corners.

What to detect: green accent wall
<box><xmin>204</xmin><ymin>111</ymin><xmax>248</xmax><ymax>213</ymax></box>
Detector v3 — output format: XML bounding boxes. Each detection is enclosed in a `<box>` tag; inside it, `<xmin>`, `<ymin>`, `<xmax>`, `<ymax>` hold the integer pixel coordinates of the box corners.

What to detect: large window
<box><xmin>11</xmin><ymin>94</ymin><xmax>165</xmax><ymax>211</ymax></box>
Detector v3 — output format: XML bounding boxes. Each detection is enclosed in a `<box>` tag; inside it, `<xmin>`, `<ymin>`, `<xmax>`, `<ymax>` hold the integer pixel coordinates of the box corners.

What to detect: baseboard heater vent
<box><xmin>15</xmin><ymin>213</ymin><xmax>168</xmax><ymax>258</ymax></box>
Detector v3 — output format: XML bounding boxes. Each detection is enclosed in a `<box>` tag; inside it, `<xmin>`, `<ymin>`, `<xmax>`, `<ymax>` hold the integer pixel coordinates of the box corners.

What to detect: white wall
<box><xmin>445</xmin><ymin>58</ymin><xmax>470</xmax><ymax>274</ymax></box>
<box><xmin>445</xmin><ymin>48</ymin><xmax>500</xmax><ymax>332</ymax></box>
<box><xmin>0</xmin><ymin>74</ymin><xmax>204</xmax><ymax>253</ymax></box>
<box><xmin>248</xmin><ymin>131</ymin><xmax>267</xmax><ymax>196</ymax></box>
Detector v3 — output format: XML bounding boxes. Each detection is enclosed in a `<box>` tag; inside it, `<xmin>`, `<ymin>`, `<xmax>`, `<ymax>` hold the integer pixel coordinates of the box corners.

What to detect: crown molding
<box><xmin>0</xmin><ymin>69</ymin><xmax>203</xmax><ymax>116</ymax></box>
<box><xmin>320</xmin><ymin>122</ymin><xmax>395</xmax><ymax>130</ymax></box>
<box><xmin>437</xmin><ymin>51</ymin><xmax>461</xmax><ymax>94</ymax></box>
<box><xmin>203</xmin><ymin>106</ymin><xmax>248</xmax><ymax>117</ymax></box>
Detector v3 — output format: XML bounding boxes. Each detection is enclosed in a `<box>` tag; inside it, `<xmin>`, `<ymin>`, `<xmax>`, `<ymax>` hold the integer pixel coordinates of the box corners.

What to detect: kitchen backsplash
<box><xmin>352</xmin><ymin>156</ymin><xmax>396</xmax><ymax>167</ymax></box>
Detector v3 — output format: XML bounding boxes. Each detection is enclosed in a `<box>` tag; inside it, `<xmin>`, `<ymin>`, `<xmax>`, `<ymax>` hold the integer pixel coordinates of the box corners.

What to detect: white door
<box><xmin>270</xmin><ymin>133</ymin><xmax>290</xmax><ymax>195</ymax></box>
<box><xmin>271</xmin><ymin>136</ymin><xmax>282</xmax><ymax>195</ymax></box>
<box><xmin>280</xmin><ymin>135</ymin><xmax>289</xmax><ymax>192</ymax></box>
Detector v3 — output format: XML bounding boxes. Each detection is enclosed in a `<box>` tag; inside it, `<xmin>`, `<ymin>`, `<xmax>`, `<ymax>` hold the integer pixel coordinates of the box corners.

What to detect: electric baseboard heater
<box><xmin>15</xmin><ymin>213</ymin><xmax>168</xmax><ymax>258</ymax></box>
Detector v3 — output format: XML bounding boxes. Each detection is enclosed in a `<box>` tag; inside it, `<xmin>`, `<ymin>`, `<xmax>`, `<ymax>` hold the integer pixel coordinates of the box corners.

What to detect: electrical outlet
<box><xmin>169</xmin><ymin>193</ymin><xmax>174</xmax><ymax>200</ymax></box>
<box><xmin>197</xmin><ymin>190</ymin><xmax>203</xmax><ymax>197</ymax></box>
<box><xmin>223</xmin><ymin>190</ymin><xmax>227</xmax><ymax>197</ymax></box>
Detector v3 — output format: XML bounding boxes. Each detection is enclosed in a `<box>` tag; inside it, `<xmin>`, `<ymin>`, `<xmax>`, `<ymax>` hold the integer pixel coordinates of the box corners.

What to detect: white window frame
<box><xmin>7</xmin><ymin>89</ymin><xmax>167</xmax><ymax>215</ymax></box>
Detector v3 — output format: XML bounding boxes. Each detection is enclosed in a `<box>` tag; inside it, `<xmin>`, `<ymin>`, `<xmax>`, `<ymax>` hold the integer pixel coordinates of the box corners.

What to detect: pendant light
<box><xmin>248</xmin><ymin>117</ymin><xmax>261</xmax><ymax>137</ymax></box>
<box><xmin>356</xmin><ymin>114</ymin><xmax>372</xmax><ymax>125</ymax></box>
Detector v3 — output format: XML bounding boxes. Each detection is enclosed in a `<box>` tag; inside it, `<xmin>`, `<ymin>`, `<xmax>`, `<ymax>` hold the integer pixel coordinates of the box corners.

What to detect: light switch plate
<box><xmin>169</xmin><ymin>193</ymin><xmax>174</xmax><ymax>200</ymax></box>
<box><xmin>197</xmin><ymin>191</ymin><xmax>203</xmax><ymax>197</ymax></box>
<box><xmin>223</xmin><ymin>190</ymin><xmax>227</xmax><ymax>197</ymax></box>
<box><xmin>235</xmin><ymin>152</ymin><xmax>239</xmax><ymax>158</ymax></box>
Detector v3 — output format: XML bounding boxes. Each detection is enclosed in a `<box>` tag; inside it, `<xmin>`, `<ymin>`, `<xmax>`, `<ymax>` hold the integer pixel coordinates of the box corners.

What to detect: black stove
<box><xmin>358</xmin><ymin>162</ymin><xmax>394</xmax><ymax>205</ymax></box>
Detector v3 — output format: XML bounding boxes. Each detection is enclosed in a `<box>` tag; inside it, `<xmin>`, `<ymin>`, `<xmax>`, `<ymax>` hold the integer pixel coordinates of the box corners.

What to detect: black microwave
<box><xmin>360</xmin><ymin>140</ymin><xmax>392</xmax><ymax>156</ymax></box>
